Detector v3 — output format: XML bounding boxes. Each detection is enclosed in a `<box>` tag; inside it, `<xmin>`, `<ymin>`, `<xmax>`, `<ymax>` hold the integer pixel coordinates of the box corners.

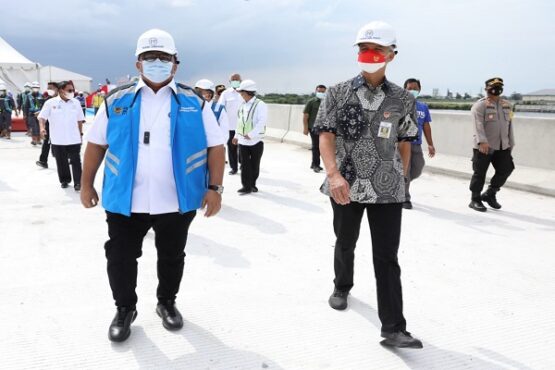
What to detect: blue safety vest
<box><xmin>211</xmin><ymin>101</ymin><xmax>224</xmax><ymax>122</ymax></box>
<box><xmin>102</xmin><ymin>82</ymin><xmax>208</xmax><ymax>216</ymax></box>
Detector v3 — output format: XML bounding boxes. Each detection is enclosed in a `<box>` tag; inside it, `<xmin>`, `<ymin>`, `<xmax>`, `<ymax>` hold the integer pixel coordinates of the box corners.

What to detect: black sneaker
<box><xmin>252</xmin><ymin>186</ymin><xmax>258</xmax><ymax>193</ymax></box>
<box><xmin>36</xmin><ymin>161</ymin><xmax>48</xmax><ymax>169</ymax></box>
<box><xmin>380</xmin><ymin>330</ymin><xmax>423</xmax><ymax>349</ymax></box>
<box><xmin>328</xmin><ymin>288</ymin><xmax>349</xmax><ymax>310</ymax></box>
<box><xmin>402</xmin><ymin>201</ymin><xmax>413</xmax><ymax>209</ymax></box>
<box><xmin>61</xmin><ymin>182</ymin><xmax>69</xmax><ymax>189</ymax></box>
<box><xmin>468</xmin><ymin>199</ymin><xmax>487</xmax><ymax>212</ymax></box>
<box><xmin>228</xmin><ymin>170</ymin><xmax>238</xmax><ymax>175</ymax></box>
<box><xmin>237</xmin><ymin>187</ymin><xmax>252</xmax><ymax>195</ymax></box>
<box><xmin>481</xmin><ymin>190</ymin><xmax>502</xmax><ymax>209</ymax></box>
<box><xmin>108</xmin><ymin>306</ymin><xmax>137</xmax><ymax>342</ymax></box>
<box><xmin>156</xmin><ymin>300</ymin><xmax>183</xmax><ymax>331</ymax></box>
<box><xmin>74</xmin><ymin>184</ymin><xmax>81</xmax><ymax>192</ymax></box>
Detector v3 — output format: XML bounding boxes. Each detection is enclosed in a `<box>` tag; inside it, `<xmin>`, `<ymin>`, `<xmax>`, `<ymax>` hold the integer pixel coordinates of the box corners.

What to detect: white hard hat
<box><xmin>31</xmin><ymin>81</ymin><xmax>40</xmax><ymax>88</ymax></box>
<box><xmin>0</xmin><ymin>84</ymin><xmax>6</xmax><ymax>90</ymax></box>
<box><xmin>354</xmin><ymin>21</ymin><xmax>397</xmax><ymax>48</ymax></box>
<box><xmin>135</xmin><ymin>28</ymin><xmax>177</xmax><ymax>56</ymax></box>
<box><xmin>24</xmin><ymin>82</ymin><xmax>31</xmax><ymax>88</ymax></box>
<box><xmin>236</xmin><ymin>79</ymin><xmax>257</xmax><ymax>92</ymax></box>
<box><xmin>195</xmin><ymin>79</ymin><xmax>215</xmax><ymax>91</ymax></box>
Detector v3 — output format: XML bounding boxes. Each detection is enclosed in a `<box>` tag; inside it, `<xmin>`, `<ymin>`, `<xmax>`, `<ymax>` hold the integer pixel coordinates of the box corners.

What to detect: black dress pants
<box><xmin>227</xmin><ymin>130</ymin><xmax>238</xmax><ymax>172</ymax></box>
<box><xmin>331</xmin><ymin>199</ymin><xmax>406</xmax><ymax>333</ymax></box>
<box><xmin>51</xmin><ymin>144</ymin><xmax>82</xmax><ymax>185</ymax></box>
<box><xmin>104</xmin><ymin>211</ymin><xmax>196</xmax><ymax>308</ymax></box>
<box><xmin>309</xmin><ymin>130</ymin><xmax>321</xmax><ymax>168</ymax></box>
<box><xmin>469</xmin><ymin>148</ymin><xmax>514</xmax><ymax>196</ymax></box>
<box><xmin>39</xmin><ymin>121</ymin><xmax>50</xmax><ymax>164</ymax></box>
<box><xmin>239</xmin><ymin>141</ymin><xmax>264</xmax><ymax>189</ymax></box>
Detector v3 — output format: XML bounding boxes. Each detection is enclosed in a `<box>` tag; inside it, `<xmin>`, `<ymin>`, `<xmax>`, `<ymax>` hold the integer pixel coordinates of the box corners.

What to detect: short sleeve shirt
<box><xmin>313</xmin><ymin>74</ymin><xmax>418</xmax><ymax>204</ymax></box>
<box><xmin>303</xmin><ymin>97</ymin><xmax>322</xmax><ymax>129</ymax></box>
<box><xmin>413</xmin><ymin>101</ymin><xmax>432</xmax><ymax>145</ymax></box>
<box><xmin>38</xmin><ymin>96</ymin><xmax>85</xmax><ymax>145</ymax></box>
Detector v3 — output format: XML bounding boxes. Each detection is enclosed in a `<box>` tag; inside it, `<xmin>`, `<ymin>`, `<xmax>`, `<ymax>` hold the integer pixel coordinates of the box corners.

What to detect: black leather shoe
<box><xmin>61</xmin><ymin>182</ymin><xmax>69</xmax><ymax>189</ymax></box>
<box><xmin>402</xmin><ymin>201</ymin><xmax>413</xmax><ymax>209</ymax></box>
<box><xmin>469</xmin><ymin>199</ymin><xmax>487</xmax><ymax>212</ymax></box>
<box><xmin>108</xmin><ymin>307</ymin><xmax>137</xmax><ymax>342</ymax></box>
<box><xmin>381</xmin><ymin>330</ymin><xmax>423</xmax><ymax>349</ymax></box>
<box><xmin>328</xmin><ymin>289</ymin><xmax>348</xmax><ymax>310</ymax></box>
<box><xmin>36</xmin><ymin>161</ymin><xmax>48</xmax><ymax>169</ymax></box>
<box><xmin>252</xmin><ymin>186</ymin><xmax>258</xmax><ymax>193</ymax></box>
<box><xmin>228</xmin><ymin>170</ymin><xmax>238</xmax><ymax>175</ymax></box>
<box><xmin>237</xmin><ymin>187</ymin><xmax>252</xmax><ymax>195</ymax></box>
<box><xmin>74</xmin><ymin>184</ymin><xmax>81</xmax><ymax>192</ymax></box>
<box><xmin>481</xmin><ymin>190</ymin><xmax>502</xmax><ymax>209</ymax></box>
<box><xmin>156</xmin><ymin>301</ymin><xmax>183</xmax><ymax>330</ymax></box>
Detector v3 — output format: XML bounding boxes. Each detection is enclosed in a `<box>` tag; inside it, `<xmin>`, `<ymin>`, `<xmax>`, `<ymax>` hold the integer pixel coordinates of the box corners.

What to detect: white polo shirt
<box><xmin>84</xmin><ymin>79</ymin><xmax>225</xmax><ymax>215</ymax></box>
<box><xmin>234</xmin><ymin>97</ymin><xmax>268</xmax><ymax>146</ymax></box>
<box><xmin>38</xmin><ymin>96</ymin><xmax>85</xmax><ymax>145</ymax></box>
<box><xmin>217</xmin><ymin>87</ymin><xmax>244</xmax><ymax>132</ymax></box>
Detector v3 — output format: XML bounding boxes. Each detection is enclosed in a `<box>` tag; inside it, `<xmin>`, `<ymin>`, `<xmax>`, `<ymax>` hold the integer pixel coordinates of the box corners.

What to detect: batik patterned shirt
<box><xmin>314</xmin><ymin>74</ymin><xmax>418</xmax><ymax>204</ymax></box>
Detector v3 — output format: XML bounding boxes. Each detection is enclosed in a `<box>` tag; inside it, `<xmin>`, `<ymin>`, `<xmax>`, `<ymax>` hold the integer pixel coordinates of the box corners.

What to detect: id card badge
<box><xmin>378</xmin><ymin>121</ymin><xmax>392</xmax><ymax>139</ymax></box>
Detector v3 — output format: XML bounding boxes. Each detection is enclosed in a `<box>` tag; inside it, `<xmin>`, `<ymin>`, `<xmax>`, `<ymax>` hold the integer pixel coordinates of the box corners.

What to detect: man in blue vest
<box><xmin>80</xmin><ymin>29</ymin><xmax>225</xmax><ymax>342</ymax></box>
<box><xmin>194</xmin><ymin>79</ymin><xmax>229</xmax><ymax>138</ymax></box>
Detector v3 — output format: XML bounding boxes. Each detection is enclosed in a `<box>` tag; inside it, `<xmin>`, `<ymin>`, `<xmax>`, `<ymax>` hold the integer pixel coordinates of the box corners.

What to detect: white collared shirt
<box><xmin>38</xmin><ymin>96</ymin><xmax>85</xmax><ymax>145</ymax></box>
<box><xmin>234</xmin><ymin>97</ymin><xmax>268</xmax><ymax>146</ymax></box>
<box><xmin>217</xmin><ymin>87</ymin><xmax>244</xmax><ymax>131</ymax></box>
<box><xmin>85</xmin><ymin>78</ymin><xmax>225</xmax><ymax>215</ymax></box>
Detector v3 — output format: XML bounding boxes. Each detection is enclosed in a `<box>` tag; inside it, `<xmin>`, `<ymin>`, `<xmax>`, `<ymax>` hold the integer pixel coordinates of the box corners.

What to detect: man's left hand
<box><xmin>428</xmin><ymin>145</ymin><xmax>436</xmax><ymax>158</ymax></box>
<box><xmin>201</xmin><ymin>190</ymin><xmax>222</xmax><ymax>217</ymax></box>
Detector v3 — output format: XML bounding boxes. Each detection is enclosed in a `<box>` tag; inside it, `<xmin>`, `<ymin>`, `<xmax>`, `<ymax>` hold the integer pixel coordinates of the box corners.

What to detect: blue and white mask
<box><xmin>142</xmin><ymin>60</ymin><xmax>173</xmax><ymax>84</ymax></box>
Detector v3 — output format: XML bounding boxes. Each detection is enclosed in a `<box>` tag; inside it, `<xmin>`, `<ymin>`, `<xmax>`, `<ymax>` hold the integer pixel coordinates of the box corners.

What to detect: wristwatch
<box><xmin>208</xmin><ymin>185</ymin><xmax>224</xmax><ymax>194</ymax></box>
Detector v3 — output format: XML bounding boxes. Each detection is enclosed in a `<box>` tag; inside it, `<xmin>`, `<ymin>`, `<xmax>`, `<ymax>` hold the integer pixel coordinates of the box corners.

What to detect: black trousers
<box><xmin>469</xmin><ymin>149</ymin><xmax>514</xmax><ymax>197</ymax></box>
<box><xmin>309</xmin><ymin>130</ymin><xmax>321</xmax><ymax>168</ymax></box>
<box><xmin>39</xmin><ymin>121</ymin><xmax>50</xmax><ymax>164</ymax></box>
<box><xmin>331</xmin><ymin>199</ymin><xmax>406</xmax><ymax>333</ymax></box>
<box><xmin>0</xmin><ymin>110</ymin><xmax>12</xmax><ymax>131</ymax></box>
<box><xmin>51</xmin><ymin>144</ymin><xmax>82</xmax><ymax>185</ymax></box>
<box><xmin>227</xmin><ymin>130</ymin><xmax>238</xmax><ymax>172</ymax></box>
<box><xmin>239</xmin><ymin>141</ymin><xmax>264</xmax><ymax>189</ymax></box>
<box><xmin>104</xmin><ymin>211</ymin><xmax>196</xmax><ymax>307</ymax></box>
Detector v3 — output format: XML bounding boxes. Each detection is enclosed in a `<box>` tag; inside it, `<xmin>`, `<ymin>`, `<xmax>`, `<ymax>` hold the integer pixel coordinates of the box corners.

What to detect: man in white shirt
<box><xmin>231</xmin><ymin>79</ymin><xmax>267</xmax><ymax>195</ymax></box>
<box><xmin>217</xmin><ymin>73</ymin><xmax>244</xmax><ymax>174</ymax></box>
<box><xmin>38</xmin><ymin>80</ymin><xmax>85</xmax><ymax>190</ymax></box>
<box><xmin>80</xmin><ymin>29</ymin><xmax>225</xmax><ymax>342</ymax></box>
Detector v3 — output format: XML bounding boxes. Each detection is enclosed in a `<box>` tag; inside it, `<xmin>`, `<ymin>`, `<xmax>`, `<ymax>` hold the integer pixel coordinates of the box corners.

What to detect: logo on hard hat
<box><xmin>148</xmin><ymin>38</ymin><xmax>158</xmax><ymax>47</ymax></box>
<box><xmin>363</xmin><ymin>30</ymin><xmax>379</xmax><ymax>40</ymax></box>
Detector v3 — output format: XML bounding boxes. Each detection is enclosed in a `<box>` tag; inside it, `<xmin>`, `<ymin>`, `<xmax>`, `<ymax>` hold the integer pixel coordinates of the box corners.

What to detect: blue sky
<box><xmin>2</xmin><ymin>0</ymin><xmax>554</xmax><ymax>95</ymax></box>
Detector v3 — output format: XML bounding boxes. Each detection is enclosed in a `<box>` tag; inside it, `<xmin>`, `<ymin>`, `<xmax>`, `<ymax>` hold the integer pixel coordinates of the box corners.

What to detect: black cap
<box><xmin>485</xmin><ymin>77</ymin><xmax>504</xmax><ymax>87</ymax></box>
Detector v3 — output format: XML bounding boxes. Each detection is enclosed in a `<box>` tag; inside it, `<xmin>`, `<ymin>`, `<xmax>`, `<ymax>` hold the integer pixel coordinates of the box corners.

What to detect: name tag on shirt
<box><xmin>378</xmin><ymin>121</ymin><xmax>392</xmax><ymax>139</ymax></box>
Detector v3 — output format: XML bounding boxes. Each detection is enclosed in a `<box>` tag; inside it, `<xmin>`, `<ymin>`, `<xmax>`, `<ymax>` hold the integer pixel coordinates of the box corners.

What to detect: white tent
<box><xmin>0</xmin><ymin>36</ymin><xmax>40</xmax><ymax>94</ymax></box>
<box><xmin>40</xmin><ymin>66</ymin><xmax>92</xmax><ymax>93</ymax></box>
<box><xmin>0</xmin><ymin>36</ymin><xmax>93</xmax><ymax>94</ymax></box>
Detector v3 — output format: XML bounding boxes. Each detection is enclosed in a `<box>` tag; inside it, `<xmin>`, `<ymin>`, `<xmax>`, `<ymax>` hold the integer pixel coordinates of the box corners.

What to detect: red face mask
<box><xmin>357</xmin><ymin>49</ymin><xmax>386</xmax><ymax>73</ymax></box>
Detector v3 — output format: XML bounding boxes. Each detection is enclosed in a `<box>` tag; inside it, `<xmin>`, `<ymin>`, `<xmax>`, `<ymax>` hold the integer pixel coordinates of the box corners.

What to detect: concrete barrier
<box><xmin>266</xmin><ymin>104</ymin><xmax>555</xmax><ymax>171</ymax></box>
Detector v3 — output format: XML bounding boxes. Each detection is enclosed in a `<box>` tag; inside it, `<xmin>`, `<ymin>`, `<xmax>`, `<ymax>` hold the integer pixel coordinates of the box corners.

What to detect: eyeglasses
<box><xmin>65</xmin><ymin>90</ymin><xmax>75</xmax><ymax>93</ymax></box>
<box><xmin>140</xmin><ymin>53</ymin><xmax>173</xmax><ymax>63</ymax></box>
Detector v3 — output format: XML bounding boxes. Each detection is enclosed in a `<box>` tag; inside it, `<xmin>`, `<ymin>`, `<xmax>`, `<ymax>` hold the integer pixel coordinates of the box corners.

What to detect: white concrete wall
<box><xmin>266</xmin><ymin>104</ymin><xmax>555</xmax><ymax>170</ymax></box>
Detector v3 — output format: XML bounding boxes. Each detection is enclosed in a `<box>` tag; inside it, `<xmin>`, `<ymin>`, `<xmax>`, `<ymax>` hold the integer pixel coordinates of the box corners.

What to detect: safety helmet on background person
<box><xmin>236</xmin><ymin>79</ymin><xmax>257</xmax><ymax>92</ymax></box>
<box><xmin>24</xmin><ymin>82</ymin><xmax>31</xmax><ymax>88</ymax></box>
<box><xmin>354</xmin><ymin>21</ymin><xmax>397</xmax><ymax>50</ymax></box>
<box><xmin>195</xmin><ymin>79</ymin><xmax>215</xmax><ymax>91</ymax></box>
<box><xmin>0</xmin><ymin>84</ymin><xmax>6</xmax><ymax>90</ymax></box>
<box><xmin>31</xmin><ymin>81</ymin><xmax>40</xmax><ymax>88</ymax></box>
<box><xmin>135</xmin><ymin>28</ymin><xmax>178</xmax><ymax>56</ymax></box>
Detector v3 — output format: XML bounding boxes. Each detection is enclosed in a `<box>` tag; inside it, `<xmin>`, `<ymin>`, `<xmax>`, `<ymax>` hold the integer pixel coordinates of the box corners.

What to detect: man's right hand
<box><xmin>81</xmin><ymin>186</ymin><xmax>99</xmax><ymax>208</ymax></box>
<box><xmin>303</xmin><ymin>128</ymin><xmax>309</xmax><ymax>136</ymax></box>
<box><xmin>232</xmin><ymin>137</ymin><xmax>239</xmax><ymax>145</ymax></box>
<box><xmin>479</xmin><ymin>142</ymin><xmax>490</xmax><ymax>155</ymax></box>
<box><xmin>328</xmin><ymin>172</ymin><xmax>350</xmax><ymax>205</ymax></box>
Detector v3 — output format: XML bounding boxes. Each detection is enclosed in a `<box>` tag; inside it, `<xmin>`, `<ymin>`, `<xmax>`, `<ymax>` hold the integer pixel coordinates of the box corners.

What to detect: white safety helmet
<box><xmin>0</xmin><ymin>84</ymin><xmax>6</xmax><ymax>90</ymax></box>
<box><xmin>31</xmin><ymin>81</ymin><xmax>40</xmax><ymax>88</ymax></box>
<box><xmin>24</xmin><ymin>82</ymin><xmax>31</xmax><ymax>88</ymax></box>
<box><xmin>195</xmin><ymin>79</ymin><xmax>215</xmax><ymax>91</ymax></box>
<box><xmin>354</xmin><ymin>21</ymin><xmax>397</xmax><ymax>49</ymax></box>
<box><xmin>236</xmin><ymin>79</ymin><xmax>257</xmax><ymax>92</ymax></box>
<box><xmin>135</xmin><ymin>28</ymin><xmax>177</xmax><ymax>56</ymax></box>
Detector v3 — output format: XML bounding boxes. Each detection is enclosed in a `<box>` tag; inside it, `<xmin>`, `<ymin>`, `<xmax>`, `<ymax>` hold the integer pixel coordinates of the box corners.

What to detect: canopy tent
<box><xmin>0</xmin><ymin>36</ymin><xmax>40</xmax><ymax>94</ymax></box>
<box><xmin>40</xmin><ymin>65</ymin><xmax>92</xmax><ymax>93</ymax></box>
<box><xmin>0</xmin><ymin>36</ymin><xmax>92</xmax><ymax>94</ymax></box>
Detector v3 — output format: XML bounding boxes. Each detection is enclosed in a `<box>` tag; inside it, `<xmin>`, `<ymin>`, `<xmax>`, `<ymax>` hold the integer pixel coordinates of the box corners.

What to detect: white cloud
<box><xmin>169</xmin><ymin>0</ymin><xmax>195</xmax><ymax>7</ymax></box>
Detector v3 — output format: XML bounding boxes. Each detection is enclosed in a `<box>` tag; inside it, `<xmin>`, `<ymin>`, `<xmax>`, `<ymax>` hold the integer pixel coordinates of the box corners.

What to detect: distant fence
<box><xmin>266</xmin><ymin>104</ymin><xmax>555</xmax><ymax>171</ymax></box>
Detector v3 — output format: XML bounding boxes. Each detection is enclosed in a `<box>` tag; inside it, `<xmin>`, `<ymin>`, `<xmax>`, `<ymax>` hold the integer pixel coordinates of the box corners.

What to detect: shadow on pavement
<box><xmin>218</xmin><ymin>205</ymin><xmax>287</xmax><ymax>234</ymax></box>
<box><xmin>349</xmin><ymin>296</ymin><xmax>530</xmax><ymax>370</ymax></box>
<box><xmin>187</xmin><ymin>233</ymin><xmax>250</xmax><ymax>269</ymax></box>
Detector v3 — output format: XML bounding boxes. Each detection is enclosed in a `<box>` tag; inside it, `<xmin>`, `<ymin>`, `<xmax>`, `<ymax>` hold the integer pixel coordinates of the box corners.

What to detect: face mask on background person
<box><xmin>0</xmin><ymin>90</ymin><xmax>6</xmax><ymax>97</ymax></box>
<box><xmin>230</xmin><ymin>80</ymin><xmax>241</xmax><ymax>89</ymax></box>
<box><xmin>47</xmin><ymin>89</ymin><xmax>55</xmax><ymax>97</ymax></box>
<box><xmin>32</xmin><ymin>88</ymin><xmax>40</xmax><ymax>93</ymax></box>
<box><xmin>64</xmin><ymin>91</ymin><xmax>75</xmax><ymax>99</ymax></box>
<box><xmin>141</xmin><ymin>60</ymin><xmax>173</xmax><ymax>84</ymax></box>
<box><xmin>315</xmin><ymin>92</ymin><xmax>326</xmax><ymax>99</ymax></box>
<box><xmin>357</xmin><ymin>49</ymin><xmax>387</xmax><ymax>74</ymax></box>
<box><xmin>408</xmin><ymin>90</ymin><xmax>420</xmax><ymax>98</ymax></box>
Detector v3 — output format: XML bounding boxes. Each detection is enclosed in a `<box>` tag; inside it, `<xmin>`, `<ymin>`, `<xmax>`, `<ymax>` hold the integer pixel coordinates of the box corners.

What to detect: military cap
<box><xmin>485</xmin><ymin>77</ymin><xmax>504</xmax><ymax>87</ymax></box>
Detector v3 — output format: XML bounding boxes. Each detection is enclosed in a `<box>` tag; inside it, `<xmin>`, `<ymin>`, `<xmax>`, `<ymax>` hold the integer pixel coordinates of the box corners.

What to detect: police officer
<box><xmin>81</xmin><ymin>29</ymin><xmax>225</xmax><ymax>342</ymax></box>
<box><xmin>468</xmin><ymin>77</ymin><xmax>515</xmax><ymax>212</ymax></box>
<box><xmin>315</xmin><ymin>21</ymin><xmax>422</xmax><ymax>348</ymax></box>
<box><xmin>0</xmin><ymin>84</ymin><xmax>16</xmax><ymax>139</ymax></box>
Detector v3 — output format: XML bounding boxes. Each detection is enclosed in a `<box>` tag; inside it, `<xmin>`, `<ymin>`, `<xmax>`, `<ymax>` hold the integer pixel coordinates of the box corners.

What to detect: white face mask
<box><xmin>65</xmin><ymin>91</ymin><xmax>74</xmax><ymax>99</ymax></box>
<box><xmin>142</xmin><ymin>60</ymin><xmax>174</xmax><ymax>84</ymax></box>
<box><xmin>315</xmin><ymin>92</ymin><xmax>326</xmax><ymax>99</ymax></box>
<box><xmin>358</xmin><ymin>61</ymin><xmax>385</xmax><ymax>74</ymax></box>
<box><xmin>408</xmin><ymin>90</ymin><xmax>420</xmax><ymax>98</ymax></box>
<box><xmin>47</xmin><ymin>89</ymin><xmax>55</xmax><ymax>97</ymax></box>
